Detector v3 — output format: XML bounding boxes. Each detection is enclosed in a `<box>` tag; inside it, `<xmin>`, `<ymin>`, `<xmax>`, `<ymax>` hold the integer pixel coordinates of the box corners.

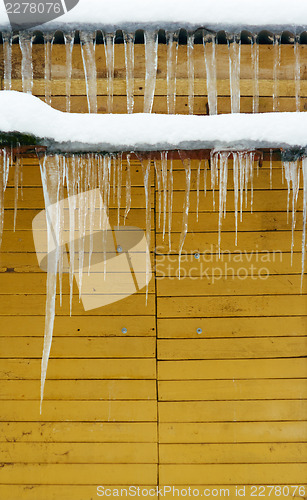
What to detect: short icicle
<box><xmin>80</xmin><ymin>31</ymin><xmax>97</xmax><ymax>113</ymax></box>
<box><xmin>283</xmin><ymin>160</ymin><xmax>300</xmax><ymax>262</ymax></box>
<box><xmin>143</xmin><ymin>30</ymin><xmax>159</xmax><ymax>113</ymax></box>
<box><xmin>19</xmin><ymin>31</ymin><xmax>33</xmax><ymax>94</ymax></box>
<box><xmin>204</xmin><ymin>33</ymin><xmax>218</xmax><ymax>115</ymax></box>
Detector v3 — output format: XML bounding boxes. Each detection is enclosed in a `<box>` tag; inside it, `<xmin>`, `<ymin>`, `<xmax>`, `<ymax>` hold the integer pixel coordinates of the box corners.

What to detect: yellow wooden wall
<box><xmin>0</xmin><ymin>43</ymin><xmax>306</xmax><ymax>499</ymax></box>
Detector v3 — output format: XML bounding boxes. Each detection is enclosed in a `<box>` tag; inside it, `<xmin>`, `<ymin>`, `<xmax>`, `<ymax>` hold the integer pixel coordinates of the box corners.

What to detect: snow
<box><xmin>1</xmin><ymin>0</ymin><xmax>307</xmax><ymax>32</ymax></box>
<box><xmin>1</xmin><ymin>91</ymin><xmax>307</xmax><ymax>154</ymax></box>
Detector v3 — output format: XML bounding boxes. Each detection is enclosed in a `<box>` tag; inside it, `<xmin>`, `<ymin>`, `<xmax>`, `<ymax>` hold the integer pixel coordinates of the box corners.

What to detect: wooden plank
<box><xmin>0</xmin><ymin>358</ymin><xmax>156</xmax><ymax>379</ymax></box>
<box><xmin>159</xmin><ymin>464</ymin><xmax>307</xmax><ymax>485</ymax></box>
<box><xmin>158</xmin><ymin>379</ymin><xmax>307</xmax><ymax>401</ymax></box>
<box><xmin>160</xmin><ymin>443</ymin><xmax>307</xmax><ymax>464</ymax></box>
<box><xmin>158</xmin><ymin>338</ymin><xmax>307</xmax><ymax>360</ymax></box>
<box><xmin>0</xmin><ymin>422</ymin><xmax>158</xmax><ymax>443</ymax></box>
<box><xmin>157</xmin><ymin>295</ymin><xmax>307</xmax><ymax>318</ymax></box>
<box><xmin>0</xmin><ymin>380</ymin><xmax>157</xmax><ymax>400</ymax></box>
<box><xmin>157</xmin><ymin>317</ymin><xmax>307</xmax><ymax>338</ymax></box>
<box><xmin>0</xmin><ymin>442</ymin><xmax>158</xmax><ymax>463</ymax></box>
<box><xmin>0</xmin><ymin>401</ymin><xmax>157</xmax><ymax>422</ymax></box>
<box><xmin>158</xmin><ymin>359</ymin><xmax>307</xmax><ymax>380</ymax></box>
<box><xmin>159</xmin><ymin>400</ymin><xmax>307</xmax><ymax>422</ymax></box>
<box><xmin>0</xmin><ymin>463</ymin><xmax>157</xmax><ymax>484</ymax></box>
<box><xmin>0</xmin><ymin>316</ymin><xmax>156</xmax><ymax>337</ymax></box>
<box><xmin>159</xmin><ymin>422</ymin><xmax>307</xmax><ymax>443</ymax></box>
<box><xmin>0</xmin><ymin>337</ymin><xmax>155</xmax><ymax>358</ymax></box>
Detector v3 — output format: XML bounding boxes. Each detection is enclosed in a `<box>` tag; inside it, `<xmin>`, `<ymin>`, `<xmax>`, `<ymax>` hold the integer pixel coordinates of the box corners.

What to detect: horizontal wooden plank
<box><xmin>0</xmin><ymin>442</ymin><xmax>158</xmax><ymax>464</ymax></box>
<box><xmin>0</xmin><ymin>422</ymin><xmax>157</xmax><ymax>443</ymax></box>
<box><xmin>0</xmin><ymin>401</ymin><xmax>157</xmax><ymax>422</ymax></box>
<box><xmin>159</xmin><ymin>400</ymin><xmax>307</xmax><ymax>422</ymax></box>
<box><xmin>156</xmin><ymin>276</ymin><xmax>307</xmax><ymax>296</ymax></box>
<box><xmin>157</xmin><ymin>295</ymin><xmax>307</xmax><ymax>318</ymax></box>
<box><xmin>158</xmin><ymin>338</ymin><xmax>307</xmax><ymax>360</ymax></box>
<box><xmin>159</xmin><ymin>421</ymin><xmax>307</xmax><ymax>443</ymax></box>
<box><xmin>158</xmin><ymin>359</ymin><xmax>307</xmax><ymax>380</ymax></box>
<box><xmin>0</xmin><ymin>463</ymin><xmax>157</xmax><ymax>484</ymax></box>
<box><xmin>0</xmin><ymin>380</ymin><xmax>157</xmax><ymax>400</ymax></box>
<box><xmin>0</xmin><ymin>358</ymin><xmax>156</xmax><ymax>379</ymax></box>
<box><xmin>160</xmin><ymin>443</ymin><xmax>307</xmax><ymax>464</ymax></box>
<box><xmin>0</xmin><ymin>316</ymin><xmax>156</xmax><ymax>337</ymax></box>
<box><xmin>157</xmin><ymin>317</ymin><xmax>307</xmax><ymax>338</ymax></box>
<box><xmin>158</xmin><ymin>379</ymin><xmax>307</xmax><ymax>401</ymax></box>
<box><xmin>0</xmin><ymin>337</ymin><xmax>155</xmax><ymax>358</ymax></box>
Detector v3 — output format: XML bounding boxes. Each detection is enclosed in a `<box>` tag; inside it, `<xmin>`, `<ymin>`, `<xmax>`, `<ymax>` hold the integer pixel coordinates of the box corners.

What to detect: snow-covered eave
<box><xmin>1</xmin><ymin>0</ymin><xmax>307</xmax><ymax>34</ymax></box>
<box><xmin>1</xmin><ymin>91</ymin><xmax>307</xmax><ymax>158</ymax></box>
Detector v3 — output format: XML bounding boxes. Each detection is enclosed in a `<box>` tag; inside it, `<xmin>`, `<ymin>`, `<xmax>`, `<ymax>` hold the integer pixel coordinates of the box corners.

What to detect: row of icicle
<box><xmin>1</xmin><ymin>30</ymin><xmax>303</xmax><ymax>114</ymax></box>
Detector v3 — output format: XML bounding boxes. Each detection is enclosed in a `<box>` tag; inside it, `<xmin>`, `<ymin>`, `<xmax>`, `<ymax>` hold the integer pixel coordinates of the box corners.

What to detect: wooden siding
<box><xmin>0</xmin><ymin>43</ymin><xmax>306</xmax><ymax>499</ymax></box>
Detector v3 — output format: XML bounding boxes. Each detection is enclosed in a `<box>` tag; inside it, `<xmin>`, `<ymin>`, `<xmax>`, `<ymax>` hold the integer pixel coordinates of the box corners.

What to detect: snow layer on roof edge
<box><xmin>1</xmin><ymin>91</ymin><xmax>307</xmax><ymax>154</ymax></box>
<box><xmin>0</xmin><ymin>0</ymin><xmax>307</xmax><ymax>32</ymax></box>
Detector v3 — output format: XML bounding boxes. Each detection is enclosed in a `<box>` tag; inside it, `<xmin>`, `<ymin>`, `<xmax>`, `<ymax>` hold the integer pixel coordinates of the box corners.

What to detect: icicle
<box><xmin>178</xmin><ymin>152</ymin><xmax>191</xmax><ymax>276</ymax></box>
<box><xmin>166</xmin><ymin>31</ymin><xmax>178</xmax><ymax>114</ymax></box>
<box><xmin>66</xmin><ymin>155</ymin><xmax>77</xmax><ymax>315</ymax></box>
<box><xmin>238</xmin><ymin>152</ymin><xmax>245</xmax><ymax>221</ymax></box>
<box><xmin>0</xmin><ymin>149</ymin><xmax>9</xmax><ymax>247</ymax></box>
<box><xmin>283</xmin><ymin>160</ymin><xmax>300</xmax><ymax>261</ymax></box>
<box><xmin>273</xmin><ymin>34</ymin><xmax>281</xmax><ymax>112</ymax></box>
<box><xmin>204</xmin><ymin>33</ymin><xmax>218</xmax><ymax>115</ymax></box>
<box><xmin>2</xmin><ymin>32</ymin><xmax>12</xmax><ymax>91</ymax></box>
<box><xmin>124</xmin><ymin>153</ymin><xmax>132</xmax><ymax>222</ymax></box>
<box><xmin>19</xmin><ymin>32</ymin><xmax>33</xmax><ymax>94</ymax></box>
<box><xmin>210</xmin><ymin>150</ymin><xmax>219</xmax><ymax>210</ymax></box>
<box><xmin>270</xmin><ymin>149</ymin><xmax>273</xmax><ymax>189</ymax></box>
<box><xmin>233</xmin><ymin>152</ymin><xmax>239</xmax><ymax>245</ymax></box>
<box><xmin>251</xmin><ymin>34</ymin><xmax>260</xmax><ymax>113</ymax></box>
<box><xmin>204</xmin><ymin>159</ymin><xmax>208</xmax><ymax>195</ymax></box>
<box><xmin>64</xmin><ymin>31</ymin><xmax>75</xmax><ymax>113</ymax></box>
<box><xmin>154</xmin><ymin>156</ymin><xmax>162</xmax><ymax>228</ymax></box>
<box><xmin>187</xmin><ymin>32</ymin><xmax>195</xmax><ymax>115</ymax></box>
<box><xmin>44</xmin><ymin>33</ymin><xmax>54</xmax><ymax>106</ymax></box>
<box><xmin>141</xmin><ymin>156</ymin><xmax>151</xmax><ymax>302</ymax></box>
<box><xmin>168</xmin><ymin>158</ymin><xmax>173</xmax><ymax>252</ymax></box>
<box><xmin>143</xmin><ymin>30</ymin><xmax>158</xmax><ymax>113</ymax></box>
<box><xmin>161</xmin><ymin>151</ymin><xmax>168</xmax><ymax>240</ymax></box>
<box><xmin>13</xmin><ymin>155</ymin><xmax>21</xmax><ymax>231</ymax></box>
<box><xmin>104</xmin><ymin>33</ymin><xmax>115</xmax><ymax>114</ymax></box>
<box><xmin>117</xmin><ymin>154</ymin><xmax>122</xmax><ymax>226</ymax></box>
<box><xmin>294</xmin><ymin>35</ymin><xmax>301</xmax><ymax>112</ymax></box>
<box><xmin>80</xmin><ymin>31</ymin><xmax>97</xmax><ymax>114</ymax></box>
<box><xmin>196</xmin><ymin>159</ymin><xmax>201</xmax><ymax>221</ymax></box>
<box><xmin>301</xmin><ymin>159</ymin><xmax>307</xmax><ymax>287</ymax></box>
<box><xmin>124</xmin><ymin>32</ymin><xmax>135</xmax><ymax>114</ymax></box>
<box><xmin>218</xmin><ymin>152</ymin><xmax>229</xmax><ymax>254</ymax></box>
<box><xmin>228</xmin><ymin>33</ymin><xmax>241</xmax><ymax>113</ymax></box>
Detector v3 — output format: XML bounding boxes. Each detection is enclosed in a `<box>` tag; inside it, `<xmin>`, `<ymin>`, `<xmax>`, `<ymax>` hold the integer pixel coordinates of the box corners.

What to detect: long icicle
<box><xmin>2</xmin><ymin>32</ymin><xmax>12</xmax><ymax>91</ymax></box>
<box><xmin>166</xmin><ymin>31</ymin><xmax>178</xmax><ymax>114</ymax></box>
<box><xmin>251</xmin><ymin>34</ymin><xmax>260</xmax><ymax>113</ymax></box>
<box><xmin>273</xmin><ymin>34</ymin><xmax>281</xmax><ymax>112</ymax></box>
<box><xmin>204</xmin><ymin>33</ymin><xmax>218</xmax><ymax>115</ymax></box>
<box><xmin>64</xmin><ymin>31</ymin><xmax>75</xmax><ymax>113</ymax></box>
<box><xmin>228</xmin><ymin>33</ymin><xmax>241</xmax><ymax>113</ymax></box>
<box><xmin>143</xmin><ymin>30</ymin><xmax>159</xmax><ymax>113</ymax></box>
<box><xmin>80</xmin><ymin>31</ymin><xmax>97</xmax><ymax>113</ymax></box>
<box><xmin>294</xmin><ymin>35</ymin><xmax>301</xmax><ymax>112</ymax></box>
<box><xmin>178</xmin><ymin>152</ymin><xmax>191</xmax><ymax>277</ymax></box>
<box><xmin>124</xmin><ymin>153</ymin><xmax>132</xmax><ymax>222</ymax></box>
<box><xmin>124</xmin><ymin>32</ymin><xmax>135</xmax><ymax>114</ymax></box>
<box><xmin>187</xmin><ymin>32</ymin><xmax>195</xmax><ymax>115</ymax></box>
<box><xmin>141</xmin><ymin>156</ymin><xmax>151</xmax><ymax>302</ymax></box>
<box><xmin>301</xmin><ymin>159</ymin><xmax>307</xmax><ymax>288</ymax></box>
<box><xmin>19</xmin><ymin>31</ymin><xmax>33</xmax><ymax>94</ymax></box>
<box><xmin>44</xmin><ymin>33</ymin><xmax>54</xmax><ymax>106</ymax></box>
<box><xmin>104</xmin><ymin>33</ymin><xmax>115</xmax><ymax>113</ymax></box>
<box><xmin>218</xmin><ymin>152</ymin><xmax>229</xmax><ymax>255</ymax></box>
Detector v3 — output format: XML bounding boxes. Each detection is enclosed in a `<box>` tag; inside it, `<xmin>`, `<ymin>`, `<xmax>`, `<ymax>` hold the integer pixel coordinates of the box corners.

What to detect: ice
<box><xmin>124</xmin><ymin>32</ymin><xmax>135</xmax><ymax>114</ymax></box>
<box><xmin>283</xmin><ymin>160</ymin><xmax>300</xmax><ymax>260</ymax></box>
<box><xmin>228</xmin><ymin>34</ymin><xmax>241</xmax><ymax>114</ymax></box>
<box><xmin>166</xmin><ymin>31</ymin><xmax>178</xmax><ymax>114</ymax></box>
<box><xmin>218</xmin><ymin>152</ymin><xmax>229</xmax><ymax>253</ymax></box>
<box><xmin>80</xmin><ymin>31</ymin><xmax>97</xmax><ymax>113</ymax></box>
<box><xmin>273</xmin><ymin>34</ymin><xmax>281</xmax><ymax>112</ymax></box>
<box><xmin>178</xmin><ymin>151</ymin><xmax>191</xmax><ymax>275</ymax></box>
<box><xmin>187</xmin><ymin>32</ymin><xmax>195</xmax><ymax>115</ymax></box>
<box><xmin>116</xmin><ymin>153</ymin><xmax>122</xmax><ymax>226</ymax></box>
<box><xmin>154</xmin><ymin>156</ymin><xmax>162</xmax><ymax>227</ymax></box>
<box><xmin>161</xmin><ymin>151</ymin><xmax>168</xmax><ymax>239</ymax></box>
<box><xmin>140</xmin><ymin>155</ymin><xmax>151</xmax><ymax>300</ymax></box>
<box><xmin>233</xmin><ymin>152</ymin><xmax>239</xmax><ymax>245</ymax></box>
<box><xmin>64</xmin><ymin>31</ymin><xmax>75</xmax><ymax>113</ymax></box>
<box><xmin>196</xmin><ymin>159</ymin><xmax>201</xmax><ymax>221</ymax></box>
<box><xmin>270</xmin><ymin>149</ymin><xmax>273</xmax><ymax>189</ymax></box>
<box><xmin>13</xmin><ymin>154</ymin><xmax>22</xmax><ymax>231</ymax></box>
<box><xmin>44</xmin><ymin>33</ymin><xmax>54</xmax><ymax>106</ymax></box>
<box><xmin>104</xmin><ymin>33</ymin><xmax>115</xmax><ymax>114</ymax></box>
<box><xmin>294</xmin><ymin>35</ymin><xmax>301</xmax><ymax>112</ymax></box>
<box><xmin>301</xmin><ymin>159</ymin><xmax>307</xmax><ymax>287</ymax></box>
<box><xmin>251</xmin><ymin>35</ymin><xmax>260</xmax><ymax>113</ymax></box>
<box><xmin>19</xmin><ymin>32</ymin><xmax>33</xmax><ymax>94</ymax></box>
<box><xmin>143</xmin><ymin>30</ymin><xmax>158</xmax><ymax>113</ymax></box>
<box><xmin>124</xmin><ymin>153</ymin><xmax>132</xmax><ymax>222</ymax></box>
<box><xmin>2</xmin><ymin>32</ymin><xmax>12</xmax><ymax>91</ymax></box>
<box><xmin>204</xmin><ymin>33</ymin><xmax>218</xmax><ymax>115</ymax></box>
<box><xmin>0</xmin><ymin>149</ymin><xmax>10</xmax><ymax>247</ymax></box>
<box><xmin>168</xmin><ymin>158</ymin><xmax>173</xmax><ymax>251</ymax></box>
